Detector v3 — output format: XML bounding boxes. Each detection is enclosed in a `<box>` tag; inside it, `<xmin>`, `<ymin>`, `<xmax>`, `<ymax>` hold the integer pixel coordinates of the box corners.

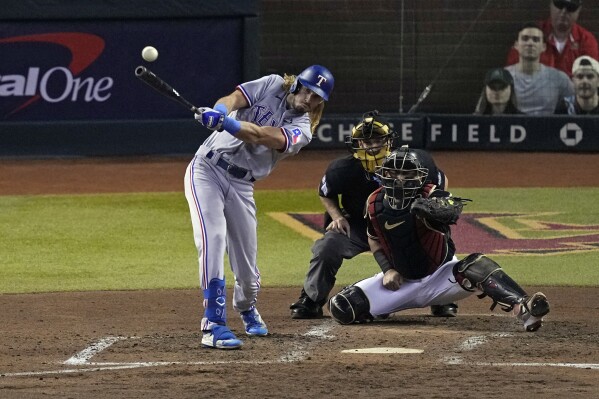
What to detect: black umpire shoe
<box><xmin>430</xmin><ymin>303</ymin><xmax>458</xmax><ymax>317</ymax></box>
<box><xmin>290</xmin><ymin>296</ymin><xmax>323</xmax><ymax>319</ymax></box>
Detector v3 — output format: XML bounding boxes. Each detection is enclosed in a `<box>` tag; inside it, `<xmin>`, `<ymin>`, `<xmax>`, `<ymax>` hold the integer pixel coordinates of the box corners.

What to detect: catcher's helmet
<box><xmin>290</xmin><ymin>65</ymin><xmax>334</xmax><ymax>101</ymax></box>
<box><xmin>346</xmin><ymin>110</ymin><xmax>395</xmax><ymax>173</ymax></box>
<box><xmin>375</xmin><ymin>145</ymin><xmax>429</xmax><ymax>210</ymax></box>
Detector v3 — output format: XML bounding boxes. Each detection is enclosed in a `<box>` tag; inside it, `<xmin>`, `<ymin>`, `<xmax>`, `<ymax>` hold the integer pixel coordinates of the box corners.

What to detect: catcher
<box><xmin>328</xmin><ymin>146</ymin><xmax>550</xmax><ymax>332</ymax></box>
<box><xmin>290</xmin><ymin>111</ymin><xmax>457</xmax><ymax>319</ymax></box>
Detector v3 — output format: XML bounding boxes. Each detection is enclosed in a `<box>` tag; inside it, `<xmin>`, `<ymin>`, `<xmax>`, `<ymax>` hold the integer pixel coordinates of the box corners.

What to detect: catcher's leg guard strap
<box><xmin>453</xmin><ymin>253</ymin><xmax>527</xmax><ymax>311</ymax></box>
<box><xmin>328</xmin><ymin>286</ymin><xmax>372</xmax><ymax>325</ymax></box>
<box><xmin>203</xmin><ymin>278</ymin><xmax>227</xmax><ymax>324</ymax></box>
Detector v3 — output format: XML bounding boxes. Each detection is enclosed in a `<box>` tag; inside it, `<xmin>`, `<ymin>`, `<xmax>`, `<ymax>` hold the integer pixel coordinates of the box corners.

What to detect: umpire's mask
<box><xmin>346</xmin><ymin>110</ymin><xmax>395</xmax><ymax>173</ymax></box>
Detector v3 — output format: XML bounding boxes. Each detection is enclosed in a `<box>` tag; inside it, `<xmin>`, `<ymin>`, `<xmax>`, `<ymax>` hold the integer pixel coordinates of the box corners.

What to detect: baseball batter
<box><xmin>185</xmin><ymin>65</ymin><xmax>334</xmax><ymax>349</ymax></box>
<box><xmin>290</xmin><ymin>111</ymin><xmax>457</xmax><ymax>319</ymax></box>
<box><xmin>328</xmin><ymin>147</ymin><xmax>550</xmax><ymax>332</ymax></box>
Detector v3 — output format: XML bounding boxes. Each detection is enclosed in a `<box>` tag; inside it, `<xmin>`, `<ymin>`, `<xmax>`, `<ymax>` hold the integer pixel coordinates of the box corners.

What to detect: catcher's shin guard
<box><xmin>328</xmin><ymin>286</ymin><xmax>373</xmax><ymax>325</ymax></box>
<box><xmin>453</xmin><ymin>253</ymin><xmax>527</xmax><ymax>311</ymax></box>
<box><xmin>203</xmin><ymin>278</ymin><xmax>227</xmax><ymax>325</ymax></box>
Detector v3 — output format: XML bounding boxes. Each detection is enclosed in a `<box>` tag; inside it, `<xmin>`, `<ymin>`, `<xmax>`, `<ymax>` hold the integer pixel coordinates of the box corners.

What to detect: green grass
<box><xmin>0</xmin><ymin>193</ymin><xmax>196</xmax><ymax>293</ymax></box>
<box><xmin>1</xmin><ymin>188</ymin><xmax>598</xmax><ymax>294</ymax></box>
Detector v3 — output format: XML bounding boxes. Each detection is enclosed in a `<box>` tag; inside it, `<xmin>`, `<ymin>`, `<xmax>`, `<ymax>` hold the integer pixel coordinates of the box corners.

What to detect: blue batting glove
<box><xmin>195</xmin><ymin>107</ymin><xmax>225</xmax><ymax>131</ymax></box>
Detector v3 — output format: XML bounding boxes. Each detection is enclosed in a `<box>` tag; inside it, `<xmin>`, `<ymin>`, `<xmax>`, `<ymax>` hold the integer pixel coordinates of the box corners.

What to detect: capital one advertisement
<box><xmin>0</xmin><ymin>19</ymin><xmax>243</xmax><ymax>121</ymax></box>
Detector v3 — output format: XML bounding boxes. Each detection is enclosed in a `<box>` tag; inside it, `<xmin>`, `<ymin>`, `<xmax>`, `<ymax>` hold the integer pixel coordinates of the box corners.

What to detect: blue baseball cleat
<box><xmin>202</xmin><ymin>325</ymin><xmax>242</xmax><ymax>349</ymax></box>
<box><xmin>240</xmin><ymin>306</ymin><xmax>268</xmax><ymax>336</ymax></box>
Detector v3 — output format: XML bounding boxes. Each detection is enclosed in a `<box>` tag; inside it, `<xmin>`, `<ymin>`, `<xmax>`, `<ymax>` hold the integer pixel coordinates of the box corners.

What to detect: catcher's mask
<box><xmin>346</xmin><ymin>110</ymin><xmax>395</xmax><ymax>173</ymax></box>
<box><xmin>375</xmin><ymin>145</ymin><xmax>429</xmax><ymax>210</ymax></box>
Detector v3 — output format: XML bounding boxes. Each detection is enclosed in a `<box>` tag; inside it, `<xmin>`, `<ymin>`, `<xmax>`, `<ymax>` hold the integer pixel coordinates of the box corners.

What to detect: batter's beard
<box><xmin>287</xmin><ymin>94</ymin><xmax>309</xmax><ymax>113</ymax></box>
<box><xmin>294</xmin><ymin>103</ymin><xmax>310</xmax><ymax>113</ymax></box>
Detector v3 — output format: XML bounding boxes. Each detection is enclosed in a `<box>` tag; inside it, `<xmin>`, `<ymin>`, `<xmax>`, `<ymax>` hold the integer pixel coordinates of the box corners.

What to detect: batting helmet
<box><xmin>376</xmin><ymin>145</ymin><xmax>429</xmax><ymax>210</ymax></box>
<box><xmin>346</xmin><ymin>110</ymin><xmax>395</xmax><ymax>173</ymax></box>
<box><xmin>290</xmin><ymin>65</ymin><xmax>334</xmax><ymax>101</ymax></box>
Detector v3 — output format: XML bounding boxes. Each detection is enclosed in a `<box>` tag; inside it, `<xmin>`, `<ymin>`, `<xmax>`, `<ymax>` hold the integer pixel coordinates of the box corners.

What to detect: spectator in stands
<box><xmin>506</xmin><ymin>22</ymin><xmax>574</xmax><ymax>115</ymax></box>
<box><xmin>555</xmin><ymin>55</ymin><xmax>599</xmax><ymax>114</ymax></box>
<box><xmin>506</xmin><ymin>0</ymin><xmax>599</xmax><ymax>77</ymax></box>
<box><xmin>474</xmin><ymin>68</ymin><xmax>522</xmax><ymax>115</ymax></box>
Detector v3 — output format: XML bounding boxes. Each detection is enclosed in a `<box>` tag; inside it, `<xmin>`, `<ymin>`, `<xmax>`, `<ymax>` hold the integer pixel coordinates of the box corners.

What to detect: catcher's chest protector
<box><xmin>368</xmin><ymin>190</ymin><xmax>455</xmax><ymax>279</ymax></box>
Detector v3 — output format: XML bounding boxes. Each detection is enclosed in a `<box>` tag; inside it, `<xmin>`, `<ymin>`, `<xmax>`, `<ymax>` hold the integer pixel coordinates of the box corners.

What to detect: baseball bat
<box><xmin>134</xmin><ymin>66</ymin><xmax>199</xmax><ymax>114</ymax></box>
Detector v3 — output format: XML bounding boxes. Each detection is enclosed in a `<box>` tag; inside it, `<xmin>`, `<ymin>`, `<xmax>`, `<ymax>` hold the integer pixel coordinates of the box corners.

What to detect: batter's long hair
<box><xmin>283</xmin><ymin>73</ymin><xmax>324</xmax><ymax>133</ymax></box>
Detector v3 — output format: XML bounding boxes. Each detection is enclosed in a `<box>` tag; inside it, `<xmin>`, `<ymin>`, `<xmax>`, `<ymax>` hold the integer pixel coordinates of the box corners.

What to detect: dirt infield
<box><xmin>1</xmin><ymin>150</ymin><xmax>599</xmax><ymax>195</ymax></box>
<box><xmin>1</xmin><ymin>150</ymin><xmax>599</xmax><ymax>398</ymax></box>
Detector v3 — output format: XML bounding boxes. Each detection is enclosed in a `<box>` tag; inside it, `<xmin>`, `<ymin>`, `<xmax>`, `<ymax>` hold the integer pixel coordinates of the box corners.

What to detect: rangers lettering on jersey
<box><xmin>252</xmin><ymin>105</ymin><xmax>274</xmax><ymax>126</ymax></box>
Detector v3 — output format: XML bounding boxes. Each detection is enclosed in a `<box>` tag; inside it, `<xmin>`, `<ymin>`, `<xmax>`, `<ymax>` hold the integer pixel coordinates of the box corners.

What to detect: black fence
<box><xmin>312</xmin><ymin>114</ymin><xmax>599</xmax><ymax>152</ymax></box>
<box><xmin>2</xmin><ymin>114</ymin><xmax>597</xmax><ymax>157</ymax></box>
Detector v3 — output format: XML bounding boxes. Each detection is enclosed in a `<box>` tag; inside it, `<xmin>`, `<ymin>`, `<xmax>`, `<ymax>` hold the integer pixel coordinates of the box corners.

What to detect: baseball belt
<box><xmin>206</xmin><ymin>150</ymin><xmax>256</xmax><ymax>182</ymax></box>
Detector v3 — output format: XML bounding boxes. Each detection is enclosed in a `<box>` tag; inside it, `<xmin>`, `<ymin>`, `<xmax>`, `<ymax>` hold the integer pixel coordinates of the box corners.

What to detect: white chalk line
<box><xmin>4</xmin><ymin>324</ymin><xmax>599</xmax><ymax>377</ymax></box>
<box><xmin>5</xmin><ymin>359</ymin><xmax>598</xmax><ymax>378</ymax></box>
<box><xmin>445</xmin><ymin>359</ymin><xmax>599</xmax><ymax>370</ymax></box>
<box><xmin>474</xmin><ymin>362</ymin><xmax>599</xmax><ymax>370</ymax></box>
<box><xmin>444</xmin><ymin>332</ymin><xmax>599</xmax><ymax>370</ymax></box>
<box><xmin>446</xmin><ymin>332</ymin><xmax>513</xmax><ymax>363</ymax></box>
<box><xmin>64</xmin><ymin>336</ymin><xmax>132</xmax><ymax>365</ymax></box>
<box><xmin>280</xmin><ymin>321</ymin><xmax>336</xmax><ymax>362</ymax></box>
<box><xmin>1</xmin><ymin>322</ymin><xmax>337</xmax><ymax>377</ymax></box>
<box><xmin>301</xmin><ymin>321</ymin><xmax>336</xmax><ymax>340</ymax></box>
<box><xmin>459</xmin><ymin>332</ymin><xmax>513</xmax><ymax>351</ymax></box>
<box><xmin>1</xmin><ymin>360</ymin><xmax>279</xmax><ymax>378</ymax></box>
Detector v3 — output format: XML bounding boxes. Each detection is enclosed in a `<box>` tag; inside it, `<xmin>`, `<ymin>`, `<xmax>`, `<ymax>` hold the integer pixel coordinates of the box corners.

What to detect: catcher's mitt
<box><xmin>410</xmin><ymin>196</ymin><xmax>471</xmax><ymax>225</ymax></box>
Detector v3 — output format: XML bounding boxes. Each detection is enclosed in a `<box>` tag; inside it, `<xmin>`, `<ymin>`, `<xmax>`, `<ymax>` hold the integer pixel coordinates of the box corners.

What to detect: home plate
<box><xmin>342</xmin><ymin>347</ymin><xmax>423</xmax><ymax>354</ymax></box>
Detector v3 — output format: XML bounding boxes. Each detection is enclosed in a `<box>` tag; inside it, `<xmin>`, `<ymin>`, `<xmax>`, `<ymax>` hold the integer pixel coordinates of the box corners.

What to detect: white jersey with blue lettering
<box><xmin>199</xmin><ymin>74</ymin><xmax>312</xmax><ymax>181</ymax></box>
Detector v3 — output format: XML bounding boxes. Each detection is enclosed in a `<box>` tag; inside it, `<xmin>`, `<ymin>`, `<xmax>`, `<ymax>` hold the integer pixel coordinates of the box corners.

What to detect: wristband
<box><xmin>373</xmin><ymin>249</ymin><xmax>393</xmax><ymax>273</ymax></box>
<box><xmin>222</xmin><ymin>116</ymin><xmax>241</xmax><ymax>135</ymax></box>
<box><xmin>214</xmin><ymin>103</ymin><xmax>228</xmax><ymax>115</ymax></box>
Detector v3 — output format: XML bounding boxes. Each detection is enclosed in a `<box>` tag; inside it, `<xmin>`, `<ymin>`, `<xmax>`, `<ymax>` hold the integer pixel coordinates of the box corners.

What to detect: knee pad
<box><xmin>328</xmin><ymin>286</ymin><xmax>372</xmax><ymax>325</ymax></box>
<box><xmin>203</xmin><ymin>278</ymin><xmax>226</xmax><ymax>323</ymax></box>
<box><xmin>453</xmin><ymin>253</ymin><xmax>527</xmax><ymax>311</ymax></box>
<box><xmin>453</xmin><ymin>253</ymin><xmax>498</xmax><ymax>292</ymax></box>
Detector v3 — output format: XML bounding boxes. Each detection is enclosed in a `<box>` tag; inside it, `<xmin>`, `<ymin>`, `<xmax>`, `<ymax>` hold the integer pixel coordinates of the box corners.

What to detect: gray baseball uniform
<box><xmin>184</xmin><ymin>74</ymin><xmax>312</xmax><ymax>332</ymax></box>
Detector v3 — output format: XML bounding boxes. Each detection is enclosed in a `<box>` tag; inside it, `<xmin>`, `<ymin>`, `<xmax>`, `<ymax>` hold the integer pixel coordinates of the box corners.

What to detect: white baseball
<box><xmin>142</xmin><ymin>46</ymin><xmax>158</xmax><ymax>62</ymax></box>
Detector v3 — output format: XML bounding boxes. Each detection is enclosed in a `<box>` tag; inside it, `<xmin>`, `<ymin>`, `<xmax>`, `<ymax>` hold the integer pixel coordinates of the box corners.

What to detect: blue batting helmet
<box><xmin>291</xmin><ymin>65</ymin><xmax>334</xmax><ymax>101</ymax></box>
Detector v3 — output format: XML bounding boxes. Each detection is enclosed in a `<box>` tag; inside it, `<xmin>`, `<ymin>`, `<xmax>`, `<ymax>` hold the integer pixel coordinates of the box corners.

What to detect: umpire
<box><xmin>290</xmin><ymin>111</ymin><xmax>457</xmax><ymax>319</ymax></box>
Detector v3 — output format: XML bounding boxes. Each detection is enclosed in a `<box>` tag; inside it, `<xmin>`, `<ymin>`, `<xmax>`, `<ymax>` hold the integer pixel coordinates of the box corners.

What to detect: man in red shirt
<box><xmin>506</xmin><ymin>0</ymin><xmax>598</xmax><ymax>77</ymax></box>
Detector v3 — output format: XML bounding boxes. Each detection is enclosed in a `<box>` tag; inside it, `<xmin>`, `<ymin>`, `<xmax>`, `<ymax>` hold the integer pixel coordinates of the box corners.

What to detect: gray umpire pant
<box><xmin>303</xmin><ymin>224</ymin><xmax>371</xmax><ymax>306</ymax></box>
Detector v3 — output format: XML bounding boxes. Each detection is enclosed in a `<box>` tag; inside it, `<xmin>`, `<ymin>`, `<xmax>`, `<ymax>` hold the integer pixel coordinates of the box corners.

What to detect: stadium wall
<box><xmin>1</xmin><ymin>0</ymin><xmax>598</xmax><ymax>156</ymax></box>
